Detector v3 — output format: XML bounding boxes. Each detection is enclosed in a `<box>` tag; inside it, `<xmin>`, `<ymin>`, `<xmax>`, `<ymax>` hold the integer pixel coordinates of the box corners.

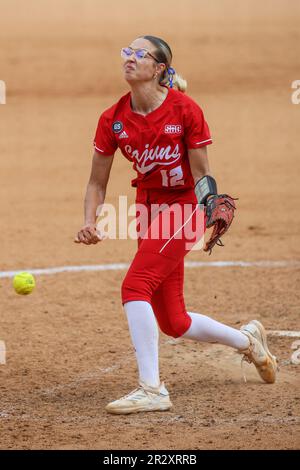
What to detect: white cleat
<box><xmin>105</xmin><ymin>381</ymin><xmax>173</xmax><ymax>415</ymax></box>
<box><xmin>239</xmin><ymin>320</ymin><xmax>278</xmax><ymax>384</ymax></box>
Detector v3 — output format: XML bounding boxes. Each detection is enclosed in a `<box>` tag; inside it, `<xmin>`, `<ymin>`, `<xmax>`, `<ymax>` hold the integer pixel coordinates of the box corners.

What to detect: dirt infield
<box><xmin>0</xmin><ymin>0</ymin><xmax>300</xmax><ymax>450</ymax></box>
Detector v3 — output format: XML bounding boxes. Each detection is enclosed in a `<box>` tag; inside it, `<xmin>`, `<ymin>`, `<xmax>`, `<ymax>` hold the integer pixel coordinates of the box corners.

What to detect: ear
<box><xmin>154</xmin><ymin>63</ymin><xmax>166</xmax><ymax>79</ymax></box>
<box><xmin>157</xmin><ymin>63</ymin><xmax>166</xmax><ymax>74</ymax></box>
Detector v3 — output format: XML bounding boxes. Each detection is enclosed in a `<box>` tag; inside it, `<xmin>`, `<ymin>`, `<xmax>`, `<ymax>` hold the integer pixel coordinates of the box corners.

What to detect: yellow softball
<box><xmin>13</xmin><ymin>272</ymin><xmax>35</xmax><ymax>295</ymax></box>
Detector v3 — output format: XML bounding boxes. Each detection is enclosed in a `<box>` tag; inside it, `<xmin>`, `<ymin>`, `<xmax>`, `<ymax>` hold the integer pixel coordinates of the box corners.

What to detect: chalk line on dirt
<box><xmin>1</xmin><ymin>260</ymin><xmax>300</xmax><ymax>279</ymax></box>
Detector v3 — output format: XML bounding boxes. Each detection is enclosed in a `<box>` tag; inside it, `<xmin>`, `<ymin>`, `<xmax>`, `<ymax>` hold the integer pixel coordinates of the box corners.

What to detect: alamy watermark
<box><xmin>0</xmin><ymin>80</ymin><xmax>6</xmax><ymax>104</ymax></box>
<box><xmin>291</xmin><ymin>80</ymin><xmax>300</xmax><ymax>104</ymax></box>
<box><xmin>291</xmin><ymin>340</ymin><xmax>300</xmax><ymax>365</ymax></box>
<box><xmin>95</xmin><ymin>196</ymin><xmax>205</xmax><ymax>251</ymax></box>
<box><xmin>0</xmin><ymin>341</ymin><xmax>6</xmax><ymax>365</ymax></box>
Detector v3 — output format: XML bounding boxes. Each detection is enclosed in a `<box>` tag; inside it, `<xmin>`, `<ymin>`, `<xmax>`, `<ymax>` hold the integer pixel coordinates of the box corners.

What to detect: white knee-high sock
<box><xmin>183</xmin><ymin>312</ymin><xmax>250</xmax><ymax>350</ymax></box>
<box><xmin>124</xmin><ymin>301</ymin><xmax>160</xmax><ymax>388</ymax></box>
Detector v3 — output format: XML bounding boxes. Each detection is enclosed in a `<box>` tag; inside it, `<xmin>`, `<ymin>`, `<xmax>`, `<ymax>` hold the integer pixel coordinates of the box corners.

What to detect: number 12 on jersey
<box><xmin>161</xmin><ymin>165</ymin><xmax>184</xmax><ymax>187</ymax></box>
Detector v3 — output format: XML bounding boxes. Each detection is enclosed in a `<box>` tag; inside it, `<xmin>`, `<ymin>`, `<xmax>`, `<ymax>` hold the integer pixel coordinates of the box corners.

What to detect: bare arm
<box><xmin>84</xmin><ymin>151</ymin><xmax>114</xmax><ymax>224</ymax></box>
<box><xmin>188</xmin><ymin>146</ymin><xmax>211</xmax><ymax>184</ymax></box>
<box><xmin>75</xmin><ymin>150</ymin><xmax>114</xmax><ymax>245</ymax></box>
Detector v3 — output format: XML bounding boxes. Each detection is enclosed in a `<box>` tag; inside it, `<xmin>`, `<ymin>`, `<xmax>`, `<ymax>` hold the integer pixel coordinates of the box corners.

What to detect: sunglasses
<box><xmin>121</xmin><ymin>47</ymin><xmax>160</xmax><ymax>63</ymax></box>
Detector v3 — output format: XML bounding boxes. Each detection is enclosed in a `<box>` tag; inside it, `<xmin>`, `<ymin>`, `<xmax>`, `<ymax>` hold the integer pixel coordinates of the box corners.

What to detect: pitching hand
<box><xmin>74</xmin><ymin>223</ymin><xmax>105</xmax><ymax>245</ymax></box>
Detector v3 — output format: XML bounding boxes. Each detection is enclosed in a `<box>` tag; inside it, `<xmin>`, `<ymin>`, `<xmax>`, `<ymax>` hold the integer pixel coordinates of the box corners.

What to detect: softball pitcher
<box><xmin>75</xmin><ymin>35</ymin><xmax>278</xmax><ymax>414</ymax></box>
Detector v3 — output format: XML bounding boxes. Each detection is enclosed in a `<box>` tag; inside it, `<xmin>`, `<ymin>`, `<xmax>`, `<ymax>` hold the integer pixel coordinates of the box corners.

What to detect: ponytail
<box><xmin>159</xmin><ymin>67</ymin><xmax>187</xmax><ymax>92</ymax></box>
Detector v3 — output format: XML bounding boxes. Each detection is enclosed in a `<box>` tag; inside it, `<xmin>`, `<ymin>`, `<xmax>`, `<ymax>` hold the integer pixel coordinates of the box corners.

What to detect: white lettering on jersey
<box><xmin>164</xmin><ymin>124</ymin><xmax>182</xmax><ymax>134</ymax></box>
<box><xmin>125</xmin><ymin>144</ymin><xmax>181</xmax><ymax>174</ymax></box>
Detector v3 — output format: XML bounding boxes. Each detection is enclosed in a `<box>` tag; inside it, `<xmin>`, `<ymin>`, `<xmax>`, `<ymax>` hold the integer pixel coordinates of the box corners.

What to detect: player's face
<box><xmin>122</xmin><ymin>38</ymin><xmax>165</xmax><ymax>85</ymax></box>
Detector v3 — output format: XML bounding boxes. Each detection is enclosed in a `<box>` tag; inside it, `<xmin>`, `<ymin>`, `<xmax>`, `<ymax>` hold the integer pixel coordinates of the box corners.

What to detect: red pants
<box><xmin>121</xmin><ymin>187</ymin><xmax>205</xmax><ymax>338</ymax></box>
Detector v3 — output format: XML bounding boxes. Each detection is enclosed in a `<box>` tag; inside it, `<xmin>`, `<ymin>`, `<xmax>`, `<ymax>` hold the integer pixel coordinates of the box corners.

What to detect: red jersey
<box><xmin>93</xmin><ymin>88</ymin><xmax>212</xmax><ymax>190</ymax></box>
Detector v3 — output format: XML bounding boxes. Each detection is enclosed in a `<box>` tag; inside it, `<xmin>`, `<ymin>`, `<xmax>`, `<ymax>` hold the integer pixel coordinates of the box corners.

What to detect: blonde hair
<box><xmin>160</xmin><ymin>70</ymin><xmax>187</xmax><ymax>93</ymax></box>
<box><xmin>141</xmin><ymin>35</ymin><xmax>187</xmax><ymax>92</ymax></box>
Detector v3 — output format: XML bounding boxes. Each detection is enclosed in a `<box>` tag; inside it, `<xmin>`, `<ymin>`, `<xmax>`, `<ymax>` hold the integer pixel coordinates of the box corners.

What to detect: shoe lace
<box><xmin>241</xmin><ymin>355</ymin><xmax>251</xmax><ymax>383</ymax></box>
<box><xmin>239</xmin><ymin>342</ymin><xmax>254</xmax><ymax>383</ymax></box>
<box><xmin>121</xmin><ymin>387</ymin><xmax>142</xmax><ymax>401</ymax></box>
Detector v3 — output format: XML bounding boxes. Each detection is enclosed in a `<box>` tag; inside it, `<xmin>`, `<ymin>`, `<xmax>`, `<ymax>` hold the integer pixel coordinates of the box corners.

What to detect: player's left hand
<box><xmin>204</xmin><ymin>194</ymin><xmax>237</xmax><ymax>254</ymax></box>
